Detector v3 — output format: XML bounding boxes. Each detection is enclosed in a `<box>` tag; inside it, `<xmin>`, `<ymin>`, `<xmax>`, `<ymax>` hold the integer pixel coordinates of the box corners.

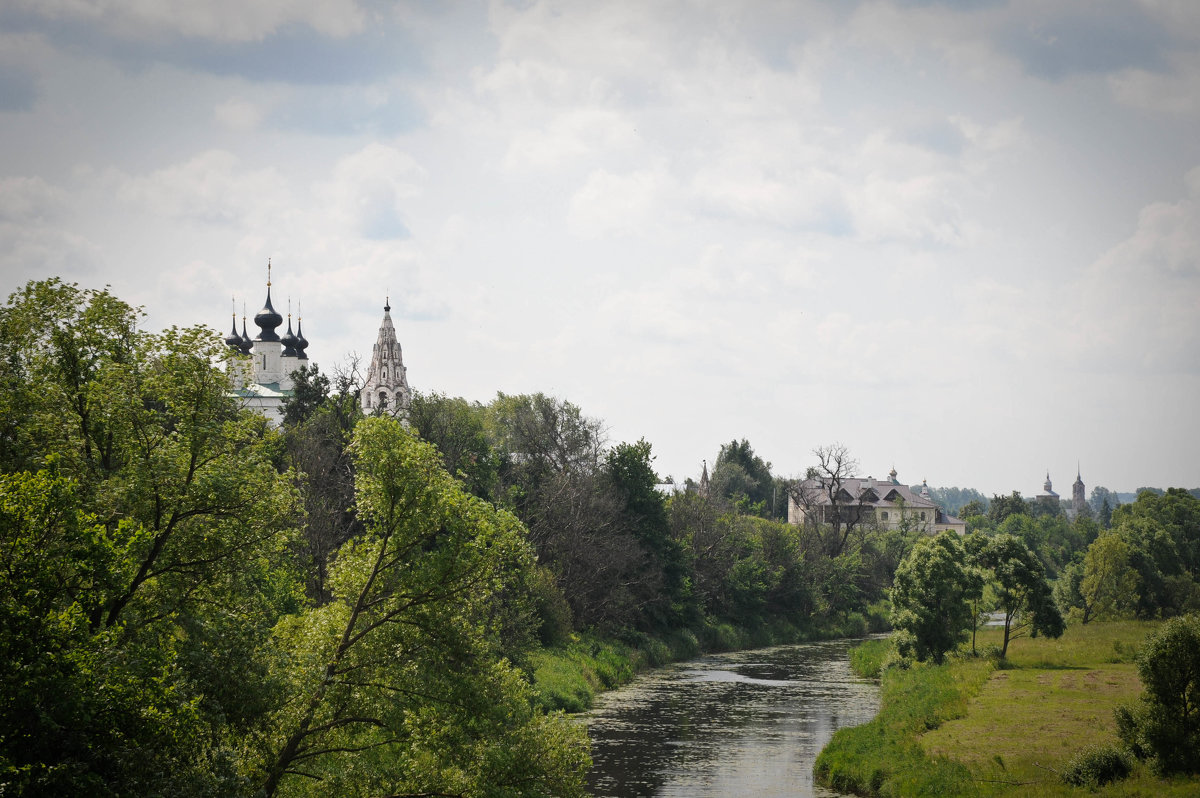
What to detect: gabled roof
<box><xmin>795</xmin><ymin>477</ymin><xmax>938</xmax><ymax>510</ymax></box>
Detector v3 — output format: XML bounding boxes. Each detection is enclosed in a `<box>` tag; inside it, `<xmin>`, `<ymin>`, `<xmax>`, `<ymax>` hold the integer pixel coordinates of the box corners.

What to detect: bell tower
<box><xmin>361</xmin><ymin>297</ymin><xmax>411</xmax><ymax>418</ymax></box>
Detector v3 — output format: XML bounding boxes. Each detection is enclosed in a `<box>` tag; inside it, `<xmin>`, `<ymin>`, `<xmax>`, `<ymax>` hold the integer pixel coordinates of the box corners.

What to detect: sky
<box><xmin>1</xmin><ymin>0</ymin><xmax>1198</xmax><ymax>497</ymax></box>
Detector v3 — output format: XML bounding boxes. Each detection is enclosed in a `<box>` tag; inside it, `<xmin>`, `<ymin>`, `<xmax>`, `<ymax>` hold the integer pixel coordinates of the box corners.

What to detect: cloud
<box><xmin>997</xmin><ymin>2</ymin><xmax>1169</xmax><ymax>81</ymax></box>
<box><xmin>319</xmin><ymin>143</ymin><xmax>425</xmax><ymax>241</ymax></box>
<box><xmin>7</xmin><ymin>0</ymin><xmax>366</xmax><ymax>43</ymax></box>
<box><xmin>113</xmin><ymin>150</ymin><xmax>292</xmax><ymax>229</ymax></box>
<box><xmin>1067</xmin><ymin>166</ymin><xmax>1200</xmax><ymax>373</ymax></box>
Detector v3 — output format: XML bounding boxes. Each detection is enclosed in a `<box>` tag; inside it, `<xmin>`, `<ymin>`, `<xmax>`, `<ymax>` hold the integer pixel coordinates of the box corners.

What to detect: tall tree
<box><xmin>979</xmin><ymin>534</ymin><xmax>1065</xmax><ymax>658</ymax></box>
<box><xmin>711</xmin><ymin>439</ymin><xmax>775</xmax><ymax>517</ymax></box>
<box><xmin>0</xmin><ymin>279</ymin><xmax>303</xmax><ymax>796</ymax></box>
<box><xmin>256</xmin><ymin>416</ymin><xmax>589</xmax><ymax>797</ymax></box>
<box><xmin>890</xmin><ymin>532</ymin><xmax>979</xmax><ymax>664</ymax></box>
<box><xmin>789</xmin><ymin>443</ymin><xmax>868</xmax><ymax>557</ymax></box>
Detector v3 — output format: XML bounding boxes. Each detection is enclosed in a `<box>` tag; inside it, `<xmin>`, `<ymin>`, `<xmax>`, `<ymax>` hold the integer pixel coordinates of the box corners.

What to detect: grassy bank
<box><xmin>529</xmin><ymin>612</ymin><xmax>880</xmax><ymax>713</ymax></box>
<box><xmin>817</xmin><ymin>621</ymin><xmax>1200</xmax><ymax>796</ymax></box>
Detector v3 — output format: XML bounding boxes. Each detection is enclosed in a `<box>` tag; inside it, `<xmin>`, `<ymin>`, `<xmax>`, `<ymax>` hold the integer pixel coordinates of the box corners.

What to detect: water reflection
<box><xmin>585</xmin><ymin>639</ymin><xmax>879</xmax><ymax>798</ymax></box>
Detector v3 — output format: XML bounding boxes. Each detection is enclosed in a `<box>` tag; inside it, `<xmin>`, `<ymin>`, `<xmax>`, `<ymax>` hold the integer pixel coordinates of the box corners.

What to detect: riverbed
<box><xmin>584</xmin><ymin>638</ymin><xmax>880</xmax><ymax>798</ymax></box>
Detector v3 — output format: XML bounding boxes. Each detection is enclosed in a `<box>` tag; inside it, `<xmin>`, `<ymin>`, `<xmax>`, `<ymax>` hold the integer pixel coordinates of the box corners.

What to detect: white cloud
<box><xmin>1067</xmin><ymin>166</ymin><xmax>1200</xmax><ymax>373</ymax></box>
<box><xmin>214</xmin><ymin>98</ymin><xmax>265</xmax><ymax>131</ymax></box>
<box><xmin>113</xmin><ymin>150</ymin><xmax>292</xmax><ymax>229</ymax></box>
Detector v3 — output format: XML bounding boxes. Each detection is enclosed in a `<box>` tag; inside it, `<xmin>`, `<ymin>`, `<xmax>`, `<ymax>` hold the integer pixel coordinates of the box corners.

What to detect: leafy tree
<box><xmin>1116</xmin><ymin>614</ymin><xmax>1200</xmax><ymax>774</ymax></box>
<box><xmin>255</xmin><ymin>416</ymin><xmax>589</xmax><ymax>797</ymax></box>
<box><xmin>711</xmin><ymin>439</ymin><xmax>776</xmax><ymax>517</ymax></box>
<box><xmin>890</xmin><ymin>532</ymin><xmax>978</xmax><ymax>664</ymax></box>
<box><xmin>988</xmin><ymin>491</ymin><xmax>1029</xmax><ymax>525</ymax></box>
<box><xmin>1080</xmin><ymin>533</ymin><xmax>1140</xmax><ymax>621</ymax></box>
<box><xmin>408</xmin><ymin>390</ymin><xmax>498</xmax><ymax>500</ymax></box>
<box><xmin>605</xmin><ymin>439</ymin><xmax>690</xmax><ymax>629</ymax></box>
<box><xmin>978</xmin><ymin>534</ymin><xmax>1065</xmax><ymax>658</ymax></box>
<box><xmin>0</xmin><ymin>279</ymin><xmax>303</xmax><ymax>796</ymax></box>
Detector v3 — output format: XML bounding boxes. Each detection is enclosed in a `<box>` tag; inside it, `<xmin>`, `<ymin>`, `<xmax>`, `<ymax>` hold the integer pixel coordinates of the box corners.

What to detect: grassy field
<box><xmin>817</xmin><ymin>621</ymin><xmax>1200</xmax><ymax>796</ymax></box>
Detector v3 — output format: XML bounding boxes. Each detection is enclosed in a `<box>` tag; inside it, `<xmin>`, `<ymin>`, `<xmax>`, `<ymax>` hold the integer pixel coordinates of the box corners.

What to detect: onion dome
<box><xmin>224</xmin><ymin>313</ymin><xmax>242</xmax><ymax>351</ymax></box>
<box><xmin>238</xmin><ymin>316</ymin><xmax>253</xmax><ymax>354</ymax></box>
<box><xmin>254</xmin><ymin>286</ymin><xmax>283</xmax><ymax>341</ymax></box>
<box><xmin>295</xmin><ymin>316</ymin><xmax>309</xmax><ymax>360</ymax></box>
<box><xmin>280</xmin><ymin>314</ymin><xmax>299</xmax><ymax>358</ymax></box>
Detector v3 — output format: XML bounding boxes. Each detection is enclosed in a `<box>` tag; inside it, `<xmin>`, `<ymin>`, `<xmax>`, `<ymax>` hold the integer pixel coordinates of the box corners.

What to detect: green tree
<box><xmin>711</xmin><ymin>439</ymin><xmax>775</xmax><ymax>517</ymax></box>
<box><xmin>256</xmin><ymin>416</ymin><xmax>589</xmax><ymax>797</ymax></box>
<box><xmin>1080</xmin><ymin>533</ymin><xmax>1140</xmax><ymax>621</ymax></box>
<box><xmin>408</xmin><ymin>390</ymin><xmax>498</xmax><ymax>500</ymax></box>
<box><xmin>0</xmin><ymin>280</ymin><xmax>303</xmax><ymax>796</ymax></box>
<box><xmin>1116</xmin><ymin>614</ymin><xmax>1200</xmax><ymax>774</ymax></box>
<box><xmin>989</xmin><ymin>491</ymin><xmax>1029</xmax><ymax>525</ymax></box>
<box><xmin>979</xmin><ymin>534</ymin><xmax>1065</xmax><ymax>658</ymax></box>
<box><xmin>890</xmin><ymin>532</ymin><xmax>978</xmax><ymax>664</ymax></box>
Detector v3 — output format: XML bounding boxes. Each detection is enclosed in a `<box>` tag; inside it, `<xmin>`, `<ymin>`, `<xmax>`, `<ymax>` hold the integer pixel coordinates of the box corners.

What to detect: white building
<box><xmin>787</xmin><ymin>468</ymin><xmax>966</xmax><ymax>535</ymax></box>
<box><xmin>224</xmin><ymin>264</ymin><xmax>309</xmax><ymax>424</ymax></box>
<box><xmin>361</xmin><ymin>298</ymin><xmax>411</xmax><ymax>418</ymax></box>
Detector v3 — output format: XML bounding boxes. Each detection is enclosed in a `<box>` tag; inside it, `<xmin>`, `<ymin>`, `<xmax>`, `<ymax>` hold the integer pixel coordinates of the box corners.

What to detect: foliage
<box><xmin>1060</xmin><ymin>744</ymin><xmax>1133</xmax><ymax>787</ymax></box>
<box><xmin>977</xmin><ymin>533</ymin><xmax>1065</xmax><ymax>658</ymax></box>
<box><xmin>254</xmin><ymin>417</ymin><xmax>589</xmax><ymax>797</ymax></box>
<box><xmin>890</xmin><ymin>532</ymin><xmax>980</xmax><ymax>664</ymax></box>
<box><xmin>710</xmin><ymin>438</ymin><xmax>776</xmax><ymax>517</ymax></box>
<box><xmin>1116</xmin><ymin>614</ymin><xmax>1200</xmax><ymax>775</ymax></box>
<box><xmin>0</xmin><ymin>280</ymin><xmax>305</xmax><ymax>797</ymax></box>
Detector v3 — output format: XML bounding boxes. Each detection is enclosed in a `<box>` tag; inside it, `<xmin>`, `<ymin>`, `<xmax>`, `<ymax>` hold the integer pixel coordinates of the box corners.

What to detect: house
<box><xmin>787</xmin><ymin>468</ymin><xmax>966</xmax><ymax>535</ymax></box>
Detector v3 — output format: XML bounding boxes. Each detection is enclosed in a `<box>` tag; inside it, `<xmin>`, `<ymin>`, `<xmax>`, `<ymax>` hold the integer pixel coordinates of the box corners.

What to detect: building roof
<box><xmin>796</xmin><ymin>477</ymin><xmax>940</xmax><ymax>510</ymax></box>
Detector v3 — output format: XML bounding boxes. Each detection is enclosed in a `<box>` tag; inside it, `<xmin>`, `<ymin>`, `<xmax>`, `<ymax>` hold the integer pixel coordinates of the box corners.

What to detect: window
<box><xmin>920</xmin><ymin>512</ymin><xmax>926</xmax><ymax>521</ymax></box>
<box><xmin>881</xmin><ymin>511</ymin><xmax>889</xmax><ymax>521</ymax></box>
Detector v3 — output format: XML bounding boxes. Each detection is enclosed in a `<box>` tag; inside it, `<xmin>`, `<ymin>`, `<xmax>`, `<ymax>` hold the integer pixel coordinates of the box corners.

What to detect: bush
<box><xmin>1061</xmin><ymin>745</ymin><xmax>1132</xmax><ymax>787</ymax></box>
<box><xmin>1116</xmin><ymin>613</ymin><xmax>1200</xmax><ymax>774</ymax></box>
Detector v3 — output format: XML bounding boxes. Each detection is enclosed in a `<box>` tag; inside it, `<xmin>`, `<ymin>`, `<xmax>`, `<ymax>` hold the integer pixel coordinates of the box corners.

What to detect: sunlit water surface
<box><xmin>585</xmin><ymin>639</ymin><xmax>879</xmax><ymax>798</ymax></box>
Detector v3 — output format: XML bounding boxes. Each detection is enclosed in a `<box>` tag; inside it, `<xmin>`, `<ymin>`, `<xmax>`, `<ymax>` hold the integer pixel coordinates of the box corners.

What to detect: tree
<box><xmin>605</xmin><ymin>439</ymin><xmax>690</xmax><ymax>629</ymax></box>
<box><xmin>979</xmin><ymin>534</ymin><xmax>1065</xmax><ymax>658</ymax></box>
<box><xmin>0</xmin><ymin>279</ymin><xmax>304</xmax><ymax>796</ymax></box>
<box><xmin>408</xmin><ymin>390</ymin><xmax>498</xmax><ymax>500</ymax></box>
<box><xmin>255</xmin><ymin>416</ymin><xmax>589</xmax><ymax>797</ymax></box>
<box><xmin>1080</xmin><ymin>533</ymin><xmax>1140</xmax><ymax>621</ymax></box>
<box><xmin>989</xmin><ymin>491</ymin><xmax>1029</xmax><ymax>524</ymax></box>
<box><xmin>710</xmin><ymin>439</ymin><xmax>775</xmax><ymax>517</ymax></box>
<box><xmin>1116</xmin><ymin>614</ymin><xmax>1200</xmax><ymax>774</ymax></box>
<box><xmin>890</xmin><ymin>532</ymin><xmax>978</xmax><ymax>664</ymax></box>
<box><xmin>789</xmin><ymin>443</ymin><xmax>868</xmax><ymax>557</ymax></box>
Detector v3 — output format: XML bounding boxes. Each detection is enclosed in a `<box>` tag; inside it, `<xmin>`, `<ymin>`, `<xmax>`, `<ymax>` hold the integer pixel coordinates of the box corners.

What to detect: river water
<box><xmin>584</xmin><ymin>639</ymin><xmax>879</xmax><ymax>798</ymax></box>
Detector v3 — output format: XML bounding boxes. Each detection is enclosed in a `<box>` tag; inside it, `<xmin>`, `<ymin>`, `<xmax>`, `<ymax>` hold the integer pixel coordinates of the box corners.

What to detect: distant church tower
<box><xmin>361</xmin><ymin>298</ymin><xmax>410</xmax><ymax>417</ymax></box>
<box><xmin>1072</xmin><ymin>468</ymin><xmax>1087</xmax><ymax>517</ymax></box>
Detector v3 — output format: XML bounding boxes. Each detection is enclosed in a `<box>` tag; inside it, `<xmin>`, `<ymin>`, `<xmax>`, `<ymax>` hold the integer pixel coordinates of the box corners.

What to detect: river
<box><xmin>584</xmin><ymin>638</ymin><xmax>879</xmax><ymax>798</ymax></box>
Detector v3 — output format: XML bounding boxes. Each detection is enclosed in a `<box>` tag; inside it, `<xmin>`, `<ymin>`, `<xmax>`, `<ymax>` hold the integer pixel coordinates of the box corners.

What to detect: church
<box><xmin>224</xmin><ymin>265</ymin><xmax>410</xmax><ymax>424</ymax></box>
<box><xmin>224</xmin><ymin>262</ymin><xmax>309</xmax><ymax>424</ymax></box>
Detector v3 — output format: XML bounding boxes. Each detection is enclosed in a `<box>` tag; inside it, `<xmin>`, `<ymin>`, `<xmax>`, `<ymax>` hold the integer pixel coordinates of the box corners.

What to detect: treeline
<box><xmin>0</xmin><ymin>279</ymin><xmax>909</xmax><ymax>797</ymax></box>
<box><xmin>0</xmin><ymin>281</ymin><xmax>587</xmax><ymax>797</ymax></box>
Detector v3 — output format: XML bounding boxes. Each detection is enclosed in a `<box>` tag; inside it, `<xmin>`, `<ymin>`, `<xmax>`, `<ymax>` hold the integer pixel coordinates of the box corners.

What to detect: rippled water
<box><xmin>585</xmin><ymin>639</ymin><xmax>879</xmax><ymax>798</ymax></box>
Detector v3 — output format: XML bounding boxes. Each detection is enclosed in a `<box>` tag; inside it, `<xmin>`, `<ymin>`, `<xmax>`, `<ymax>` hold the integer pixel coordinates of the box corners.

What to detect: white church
<box><xmin>224</xmin><ymin>264</ymin><xmax>410</xmax><ymax>423</ymax></box>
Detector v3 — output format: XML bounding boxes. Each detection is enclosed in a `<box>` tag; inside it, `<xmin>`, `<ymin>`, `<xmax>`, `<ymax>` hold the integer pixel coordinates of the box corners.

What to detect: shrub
<box><xmin>1116</xmin><ymin>613</ymin><xmax>1200</xmax><ymax>774</ymax></box>
<box><xmin>1061</xmin><ymin>745</ymin><xmax>1132</xmax><ymax>787</ymax></box>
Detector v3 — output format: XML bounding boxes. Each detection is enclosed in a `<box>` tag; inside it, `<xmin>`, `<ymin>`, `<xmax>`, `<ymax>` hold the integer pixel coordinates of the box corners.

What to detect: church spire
<box><xmin>361</xmin><ymin>297</ymin><xmax>411</xmax><ymax>418</ymax></box>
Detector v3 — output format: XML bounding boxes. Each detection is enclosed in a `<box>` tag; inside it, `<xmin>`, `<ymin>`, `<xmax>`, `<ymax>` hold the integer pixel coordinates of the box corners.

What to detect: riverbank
<box><xmin>528</xmin><ymin>612</ymin><xmax>883</xmax><ymax>713</ymax></box>
<box><xmin>815</xmin><ymin>621</ymin><xmax>1200</xmax><ymax>796</ymax></box>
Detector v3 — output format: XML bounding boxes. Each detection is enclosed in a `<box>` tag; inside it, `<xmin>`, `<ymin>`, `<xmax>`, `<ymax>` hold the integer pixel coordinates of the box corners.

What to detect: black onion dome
<box><xmin>295</xmin><ymin>318</ymin><xmax>309</xmax><ymax>360</ymax></box>
<box><xmin>239</xmin><ymin>318</ymin><xmax>253</xmax><ymax>354</ymax></box>
<box><xmin>280</xmin><ymin>316</ymin><xmax>298</xmax><ymax>357</ymax></box>
<box><xmin>224</xmin><ymin>316</ymin><xmax>242</xmax><ymax>350</ymax></box>
<box><xmin>254</xmin><ymin>286</ymin><xmax>283</xmax><ymax>341</ymax></box>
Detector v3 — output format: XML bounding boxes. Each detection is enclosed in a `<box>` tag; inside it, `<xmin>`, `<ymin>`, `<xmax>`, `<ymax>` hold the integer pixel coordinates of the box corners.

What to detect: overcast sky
<box><xmin>2</xmin><ymin>0</ymin><xmax>1198</xmax><ymax>496</ymax></box>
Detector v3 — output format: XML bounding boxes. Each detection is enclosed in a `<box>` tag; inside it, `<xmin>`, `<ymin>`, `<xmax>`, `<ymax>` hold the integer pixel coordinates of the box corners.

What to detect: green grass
<box><xmin>818</xmin><ymin>621</ymin><xmax>1200</xmax><ymax>797</ymax></box>
<box><xmin>849</xmin><ymin>638</ymin><xmax>889</xmax><ymax>679</ymax></box>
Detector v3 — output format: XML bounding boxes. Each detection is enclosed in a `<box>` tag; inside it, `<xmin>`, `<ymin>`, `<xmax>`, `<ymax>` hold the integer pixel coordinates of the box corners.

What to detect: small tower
<box><xmin>361</xmin><ymin>297</ymin><xmax>411</xmax><ymax>418</ymax></box>
<box><xmin>1072</xmin><ymin>467</ymin><xmax>1086</xmax><ymax>517</ymax></box>
<box><xmin>699</xmin><ymin>460</ymin><xmax>710</xmax><ymax>497</ymax></box>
